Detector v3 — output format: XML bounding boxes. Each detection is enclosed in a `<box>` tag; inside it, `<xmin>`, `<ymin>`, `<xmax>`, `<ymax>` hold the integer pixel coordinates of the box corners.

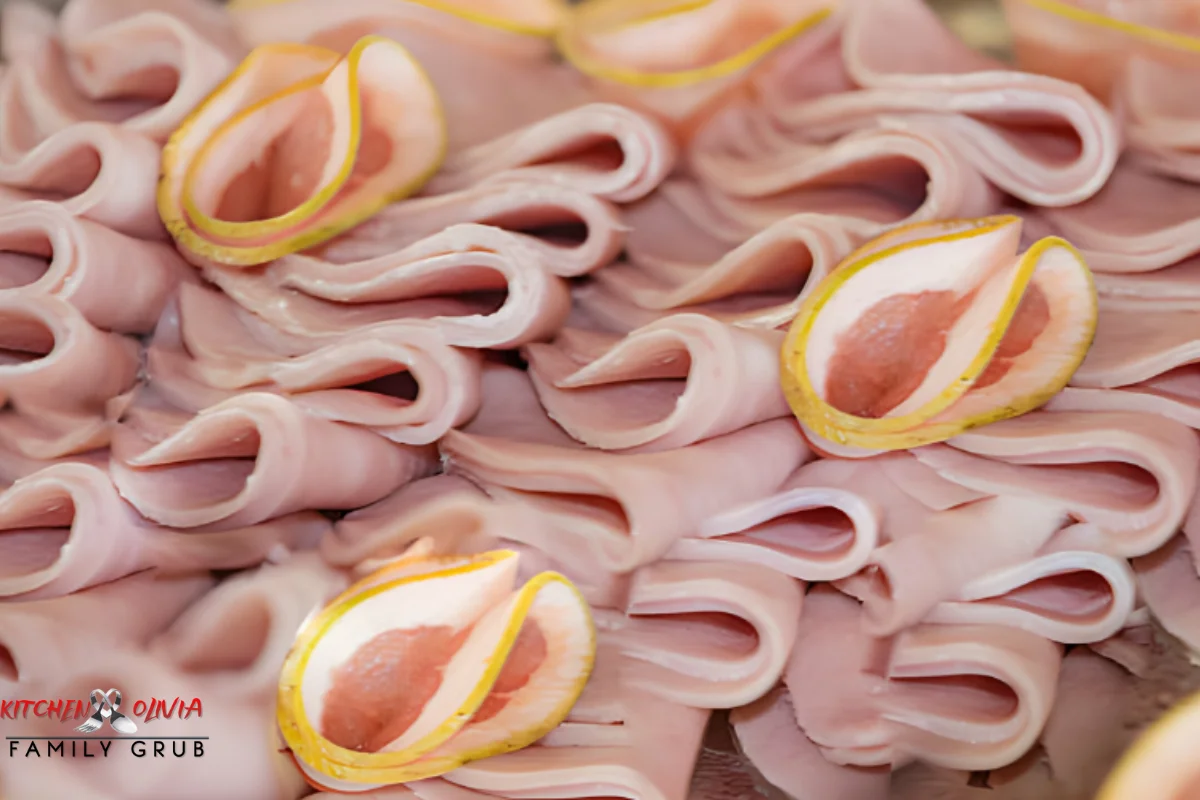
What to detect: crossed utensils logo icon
<box><xmin>75</xmin><ymin>689</ymin><xmax>138</xmax><ymax>734</ymax></box>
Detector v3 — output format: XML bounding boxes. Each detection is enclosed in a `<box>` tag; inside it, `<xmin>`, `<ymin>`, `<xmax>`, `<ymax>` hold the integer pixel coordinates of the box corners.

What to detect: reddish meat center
<box><xmin>471</xmin><ymin>622</ymin><xmax>548</xmax><ymax>724</ymax></box>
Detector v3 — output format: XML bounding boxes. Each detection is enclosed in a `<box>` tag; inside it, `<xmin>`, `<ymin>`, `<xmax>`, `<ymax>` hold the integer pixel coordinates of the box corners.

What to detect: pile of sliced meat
<box><xmin>0</xmin><ymin>0</ymin><xmax>1197</xmax><ymax>798</ymax></box>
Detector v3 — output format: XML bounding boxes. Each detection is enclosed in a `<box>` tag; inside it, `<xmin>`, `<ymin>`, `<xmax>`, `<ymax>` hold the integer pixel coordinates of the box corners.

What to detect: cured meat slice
<box><xmin>0</xmin><ymin>461</ymin><xmax>327</xmax><ymax>599</ymax></box>
<box><xmin>523</xmin><ymin>315</ymin><xmax>790</xmax><ymax>452</ymax></box>
<box><xmin>1115</xmin><ymin>54</ymin><xmax>1200</xmax><ymax>183</ymax></box>
<box><xmin>782</xmin><ymin>587</ymin><xmax>1061</xmax><ymax>771</ymax></box>
<box><xmin>593</xmin><ymin>559</ymin><xmax>801</xmax><ymax>709</ymax></box>
<box><xmin>109</xmin><ymin>391</ymin><xmax>437</xmax><ymax>529</ymax></box>
<box><xmin>766</xmin><ymin>0</ymin><xmax>1119</xmax><ymax>207</ymax></box>
<box><xmin>915</xmin><ymin>410</ymin><xmax>1200</xmax><ymax>558</ymax></box>
<box><xmin>319</xmin><ymin>181</ymin><xmax>626</xmax><ymax>278</ymax></box>
<box><xmin>0</xmin><ymin>200</ymin><xmax>191</xmax><ymax>334</ymax></box>
<box><xmin>689</xmin><ymin>104</ymin><xmax>1001</xmax><ymax>235</ymax></box>
<box><xmin>0</xmin><ymin>122</ymin><xmax>164</xmax><ymax>240</ymax></box>
<box><xmin>158</xmin><ymin>36</ymin><xmax>446</xmax><ymax>266</ymax></box>
<box><xmin>0</xmin><ymin>0</ymin><xmax>241</xmax><ymax>155</ymax></box>
<box><xmin>440</xmin><ymin>416</ymin><xmax>810</xmax><ymax>572</ymax></box>
<box><xmin>1056</xmin><ymin>305</ymin><xmax>1200</xmax><ymax>430</ymax></box>
<box><xmin>277</xmin><ymin>549</ymin><xmax>595</xmax><ymax>791</ymax></box>
<box><xmin>202</xmin><ymin>223</ymin><xmax>571</xmax><ymax>349</ymax></box>
<box><xmin>426</xmin><ymin>103</ymin><xmax>676</xmax><ymax>203</ymax></box>
<box><xmin>0</xmin><ymin>570</ymin><xmax>211</xmax><ymax>696</ymax></box>
<box><xmin>152</xmin><ymin>554</ymin><xmax>349</xmax><ymax>698</ymax></box>
<box><xmin>731</xmin><ymin>688</ymin><xmax>890</xmax><ymax>800</ymax></box>
<box><xmin>1093</xmin><ymin>683</ymin><xmax>1200</xmax><ymax>800</ymax></box>
<box><xmin>1038</xmin><ymin>161</ymin><xmax>1200</xmax><ymax>275</ymax></box>
<box><xmin>780</xmin><ymin>216</ymin><xmax>1097</xmax><ymax>454</ymax></box>
<box><xmin>666</xmin><ymin>454</ymin><xmax>878</xmax><ymax>582</ymax></box>
<box><xmin>556</xmin><ymin>0</ymin><xmax>840</xmax><ymax>134</ymax></box>
<box><xmin>149</xmin><ymin>289</ymin><xmax>484</xmax><ymax>446</ymax></box>
<box><xmin>0</xmin><ymin>293</ymin><xmax>139</xmax><ymax>459</ymax></box>
<box><xmin>1133</xmin><ymin>534</ymin><xmax>1200</xmax><ymax>657</ymax></box>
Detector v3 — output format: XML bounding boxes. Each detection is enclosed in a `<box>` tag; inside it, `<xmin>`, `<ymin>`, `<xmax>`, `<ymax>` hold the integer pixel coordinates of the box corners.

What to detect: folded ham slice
<box><xmin>666</xmin><ymin>455</ymin><xmax>879</xmax><ymax>582</ymax></box>
<box><xmin>426</xmin><ymin>103</ymin><xmax>676</xmax><ymax>203</ymax></box>
<box><xmin>764</xmin><ymin>0</ymin><xmax>1119</xmax><ymax>207</ymax></box>
<box><xmin>1117</xmin><ymin>55</ymin><xmax>1200</xmax><ymax>183</ymax></box>
<box><xmin>523</xmin><ymin>315</ymin><xmax>789</xmax><ymax>452</ymax></box>
<box><xmin>0</xmin><ymin>0</ymin><xmax>241</xmax><ymax>156</ymax></box>
<box><xmin>0</xmin><ymin>122</ymin><xmax>164</xmax><ymax>240</ymax></box>
<box><xmin>148</xmin><ymin>288</ymin><xmax>484</xmax><ymax>446</ymax></box>
<box><xmin>780</xmin><ymin>215</ymin><xmax>1097</xmax><ymax>455</ymax></box>
<box><xmin>441</xmin><ymin>414</ymin><xmax>809</xmax><ymax>572</ymax></box>
<box><xmin>203</xmin><ymin>223</ymin><xmax>571</xmax><ymax>349</ymax></box>
<box><xmin>1134</xmin><ymin>534</ymin><xmax>1200</xmax><ymax>656</ymax></box>
<box><xmin>0</xmin><ymin>200</ymin><xmax>191</xmax><ymax>334</ymax></box>
<box><xmin>319</xmin><ymin>181</ymin><xmax>626</xmax><ymax>278</ymax></box>
<box><xmin>0</xmin><ymin>570</ymin><xmax>212</xmax><ymax>698</ymax></box>
<box><xmin>731</xmin><ymin>688</ymin><xmax>890</xmax><ymax>800</ymax></box>
<box><xmin>915</xmin><ymin>410</ymin><xmax>1200</xmax><ymax>558</ymax></box>
<box><xmin>109</xmin><ymin>391</ymin><xmax>438</xmax><ymax>528</ymax></box>
<box><xmin>782</xmin><ymin>586</ymin><xmax>1062</xmax><ymax>771</ymax></box>
<box><xmin>1055</xmin><ymin>304</ymin><xmax>1200</xmax><ymax>430</ymax></box>
<box><xmin>159</xmin><ymin>35</ymin><xmax>447</xmax><ymax>266</ymax></box>
<box><xmin>0</xmin><ymin>461</ymin><xmax>328</xmax><ymax>599</ymax></box>
<box><xmin>593</xmin><ymin>559</ymin><xmax>801</xmax><ymax>709</ymax></box>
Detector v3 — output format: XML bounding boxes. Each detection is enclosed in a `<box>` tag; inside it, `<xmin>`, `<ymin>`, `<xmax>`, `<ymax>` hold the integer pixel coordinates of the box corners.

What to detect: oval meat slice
<box><xmin>781</xmin><ymin>215</ymin><xmax>1097</xmax><ymax>454</ymax></box>
<box><xmin>276</xmin><ymin>549</ymin><xmax>595</xmax><ymax>791</ymax></box>
<box><xmin>158</xmin><ymin>36</ymin><xmax>446</xmax><ymax>266</ymax></box>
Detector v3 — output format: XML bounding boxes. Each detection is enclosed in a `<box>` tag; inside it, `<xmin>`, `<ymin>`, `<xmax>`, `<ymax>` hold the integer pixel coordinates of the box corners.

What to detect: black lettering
<box><xmin>193</xmin><ymin>741</ymin><xmax>204</xmax><ymax>758</ymax></box>
<box><xmin>172</xmin><ymin>741</ymin><xmax>185</xmax><ymax>757</ymax></box>
<box><xmin>132</xmin><ymin>741</ymin><xmax>146</xmax><ymax>757</ymax></box>
<box><xmin>82</xmin><ymin>741</ymin><xmax>94</xmax><ymax>758</ymax></box>
<box><xmin>99</xmin><ymin>741</ymin><xmax>111</xmax><ymax>757</ymax></box>
<box><xmin>9</xmin><ymin>740</ymin><xmax>17</xmax><ymax>757</ymax></box>
<box><xmin>23</xmin><ymin>742</ymin><xmax>38</xmax><ymax>758</ymax></box>
<box><xmin>153</xmin><ymin>741</ymin><xmax>164</xmax><ymax>758</ymax></box>
<box><xmin>47</xmin><ymin>741</ymin><xmax>63</xmax><ymax>757</ymax></box>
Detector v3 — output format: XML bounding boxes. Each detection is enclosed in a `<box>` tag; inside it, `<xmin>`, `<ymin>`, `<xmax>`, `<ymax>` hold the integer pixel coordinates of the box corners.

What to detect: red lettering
<box><xmin>76</xmin><ymin>700</ymin><xmax>87</xmax><ymax>719</ymax></box>
<box><xmin>184</xmin><ymin>698</ymin><xmax>202</xmax><ymax>719</ymax></box>
<box><xmin>19</xmin><ymin>700</ymin><xmax>33</xmax><ymax>718</ymax></box>
<box><xmin>45</xmin><ymin>700</ymin><xmax>62</xmax><ymax>719</ymax></box>
<box><xmin>132</xmin><ymin>700</ymin><xmax>147</xmax><ymax>718</ymax></box>
<box><xmin>32</xmin><ymin>701</ymin><xmax>47</xmax><ymax>717</ymax></box>
<box><xmin>145</xmin><ymin>699</ymin><xmax>162</xmax><ymax>722</ymax></box>
<box><xmin>58</xmin><ymin>700</ymin><xmax>72</xmax><ymax>721</ymax></box>
<box><xmin>162</xmin><ymin>698</ymin><xmax>180</xmax><ymax>719</ymax></box>
<box><xmin>0</xmin><ymin>701</ymin><xmax>13</xmax><ymax>719</ymax></box>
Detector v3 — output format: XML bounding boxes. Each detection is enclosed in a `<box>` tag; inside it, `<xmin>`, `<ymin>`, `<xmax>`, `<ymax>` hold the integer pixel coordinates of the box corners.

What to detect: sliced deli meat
<box><xmin>277</xmin><ymin>549</ymin><xmax>595</xmax><ymax>792</ymax></box>
<box><xmin>780</xmin><ymin>215</ymin><xmax>1097</xmax><ymax>455</ymax></box>
<box><xmin>158</xmin><ymin>36</ymin><xmax>447</xmax><ymax>266</ymax></box>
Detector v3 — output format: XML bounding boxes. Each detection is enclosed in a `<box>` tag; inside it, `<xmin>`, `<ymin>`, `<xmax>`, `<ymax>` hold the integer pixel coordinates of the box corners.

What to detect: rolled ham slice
<box><xmin>1055</xmin><ymin>304</ymin><xmax>1200</xmax><ymax>429</ymax></box>
<box><xmin>148</xmin><ymin>289</ymin><xmax>484</xmax><ymax>446</ymax></box>
<box><xmin>426</xmin><ymin>103</ymin><xmax>675</xmax><ymax>203</ymax></box>
<box><xmin>109</xmin><ymin>391</ymin><xmax>437</xmax><ymax>529</ymax></box>
<box><xmin>0</xmin><ymin>0</ymin><xmax>241</xmax><ymax>156</ymax></box>
<box><xmin>783</xmin><ymin>587</ymin><xmax>1062</xmax><ymax>771</ymax></box>
<box><xmin>731</xmin><ymin>688</ymin><xmax>890</xmax><ymax>800</ymax></box>
<box><xmin>1117</xmin><ymin>55</ymin><xmax>1200</xmax><ymax>183</ymax></box>
<box><xmin>441</xmin><ymin>416</ymin><xmax>809</xmax><ymax>572</ymax></box>
<box><xmin>780</xmin><ymin>215</ymin><xmax>1097</xmax><ymax>455</ymax></box>
<box><xmin>666</xmin><ymin>455</ymin><xmax>879</xmax><ymax>582</ymax></box>
<box><xmin>916</xmin><ymin>409</ymin><xmax>1200</xmax><ymax>558</ymax></box>
<box><xmin>523</xmin><ymin>315</ymin><xmax>789</xmax><ymax>452</ymax></box>
<box><xmin>0</xmin><ymin>121</ymin><xmax>164</xmax><ymax>240</ymax></box>
<box><xmin>318</xmin><ymin>181</ymin><xmax>626</xmax><ymax>278</ymax></box>
<box><xmin>159</xmin><ymin>35</ymin><xmax>447</xmax><ymax>266</ymax></box>
<box><xmin>202</xmin><ymin>223</ymin><xmax>571</xmax><ymax>349</ymax></box>
<box><xmin>593</xmin><ymin>559</ymin><xmax>801</xmax><ymax>709</ymax></box>
<box><xmin>765</xmin><ymin>0</ymin><xmax>1119</xmax><ymax>207</ymax></box>
<box><xmin>0</xmin><ymin>570</ymin><xmax>212</xmax><ymax>698</ymax></box>
<box><xmin>0</xmin><ymin>460</ymin><xmax>328</xmax><ymax>599</ymax></box>
<box><xmin>0</xmin><ymin>200</ymin><xmax>191</xmax><ymax>334</ymax></box>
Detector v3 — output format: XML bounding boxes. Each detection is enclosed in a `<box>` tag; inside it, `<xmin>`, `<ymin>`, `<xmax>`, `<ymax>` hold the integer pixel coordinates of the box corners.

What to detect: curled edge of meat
<box><xmin>277</xmin><ymin>548</ymin><xmax>596</xmax><ymax>792</ymax></box>
<box><xmin>780</xmin><ymin>215</ymin><xmax>1098</xmax><ymax>455</ymax></box>
<box><xmin>157</xmin><ymin>35</ymin><xmax>447</xmax><ymax>267</ymax></box>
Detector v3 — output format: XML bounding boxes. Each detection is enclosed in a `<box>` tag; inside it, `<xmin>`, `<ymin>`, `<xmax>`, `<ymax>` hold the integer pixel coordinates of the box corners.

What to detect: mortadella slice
<box><xmin>0</xmin><ymin>461</ymin><xmax>327</xmax><ymax>599</ymax></box>
<box><xmin>523</xmin><ymin>315</ymin><xmax>790</xmax><ymax>452</ymax></box>
<box><xmin>109</xmin><ymin>391</ymin><xmax>437</xmax><ymax>529</ymax></box>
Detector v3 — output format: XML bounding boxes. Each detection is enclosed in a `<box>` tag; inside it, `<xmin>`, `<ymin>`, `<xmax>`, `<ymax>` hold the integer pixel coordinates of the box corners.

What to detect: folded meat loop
<box><xmin>523</xmin><ymin>314</ymin><xmax>790</xmax><ymax>452</ymax></box>
<box><xmin>276</xmin><ymin>549</ymin><xmax>595</xmax><ymax>791</ymax></box>
<box><xmin>781</xmin><ymin>587</ymin><xmax>1062</xmax><ymax>771</ymax></box>
<box><xmin>592</xmin><ymin>559</ymin><xmax>801</xmax><ymax>708</ymax></box>
<box><xmin>109</xmin><ymin>390</ymin><xmax>437</xmax><ymax>528</ymax></box>
<box><xmin>556</xmin><ymin>0</ymin><xmax>838</xmax><ymax>133</ymax></box>
<box><xmin>158</xmin><ymin>35</ymin><xmax>447</xmax><ymax>266</ymax></box>
<box><xmin>0</xmin><ymin>460</ymin><xmax>328</xmax><ymax>599</ymax></box>
<box><xmin>781</xmin><ymin>215</ymin><xmax>1097</xmax><ymax>454</ymax></box>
